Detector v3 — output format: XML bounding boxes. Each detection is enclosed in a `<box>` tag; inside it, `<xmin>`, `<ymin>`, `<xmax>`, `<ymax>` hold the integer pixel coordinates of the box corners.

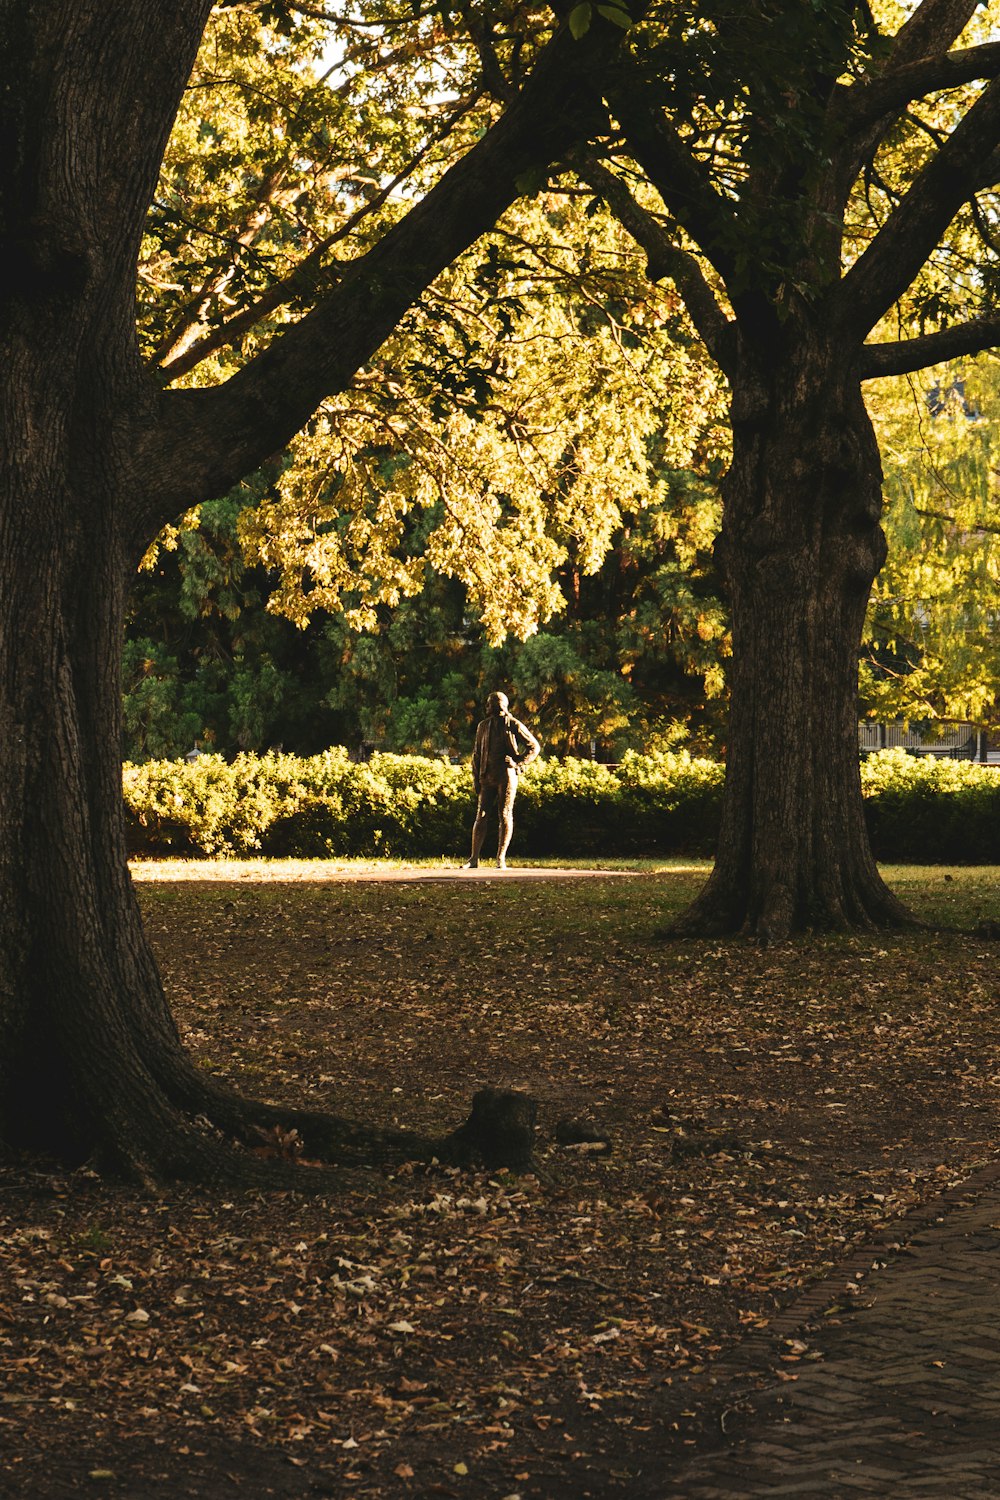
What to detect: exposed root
<box><xmin>199</xmin><ymin>1086</ymin><xmax>437</xmax><ymax>1168</ymax></box>
<box><xmin>663</xmin><ymin>869</ymin><xmax>921</xmax><ymax>942</ymax></box>
<box><xmin>169</xmin><ymin>1061</ymin><xmax>541</xmax><ymax>1177</ymax></box>
<box><xmin>105</xmin><ymin>1077</ymin><xmax>542</xmax><ymax>1190</ymax></box>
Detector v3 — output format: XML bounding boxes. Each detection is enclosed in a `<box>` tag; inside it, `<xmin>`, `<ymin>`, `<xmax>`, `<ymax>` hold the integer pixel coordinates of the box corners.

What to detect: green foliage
<box><xmin>128</xmin><ymin>8</ymin><xmax>735</xmax><ymax>765</ymax></box>
<box><xmin>126</xmin><ymin>492</ymin><xmax>349</xmax><ymax>759</ymax></box>
<box><xmin>861</xmin><ymin>750</ymin><xmax>1000</xmax><ymax>864</ymax></box>
<box><xmin>124</xmin><ymin>747</ymin><xmax>1000</xmax><ymax>863</ymax></box>
<box><xmin>122</xmin><ymin>748</ymin><xmax>726</xmax><ymax>858</ymax></box>
<box><xmin>123</xmin><ymin>751</ymin><xmax>470</xmax><ymax>858</ymax></box>
<box><xmin>127</xmin><ymin>459</ymin><xmax>729</xmax><ymax>760</ymax></box>
<box><xmin>131</xmin><ymin>3</ymin><xmax>1000</xmax><ymax>784</ymax></box>
<box><xmin>237</xmin><ymin>191</ymin><xmax>726</xmax><ymax>645</ymax></box>
<box><xmin>864</xmin><ymin>359</ymin><xmax>1000</xmax><ymax>729</ymax></box>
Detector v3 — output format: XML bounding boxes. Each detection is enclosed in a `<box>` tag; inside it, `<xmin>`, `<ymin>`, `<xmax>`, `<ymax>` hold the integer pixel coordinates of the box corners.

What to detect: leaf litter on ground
<box><xmin>1</xmin><ymin>861</ymin><xmax>999</xmax><ymax>1496</ymax></box>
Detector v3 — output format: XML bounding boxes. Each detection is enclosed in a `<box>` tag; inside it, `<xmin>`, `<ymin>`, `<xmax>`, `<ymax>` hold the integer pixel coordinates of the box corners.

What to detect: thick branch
<box><xmin>836</xmin><ymin>75</ymin><xmax>1000</xmax><ymax>337</ymax></box>
<box><xmin>836</xmin><ymin>41</ymin><xmax>1000</xmax><ymax>135</ymax></box>
<box><xmin>601</xmin><ymin>72</ymin><xmax>740</xmax><ymax>291</ymax></box>
<box><xmin>888</xmin><ymin>0</ymin><xmax>982</xmax><ymax>68</ymax></box>
<box><xmin>832</xmin><ymin>0</ymin><xmax>981</xmax><ymax>198</ymax></box>
<box><xmin>861</xmin><ymin>316</ymin><xmax>1000</xmax><ymax>378</ymax></box>
<box><xmin>977</xmin><ymin>145</ymin><xmax>1000</xmax><ymax>189</ymax></box>
<box><xmin>579</xmin><ymin>158</ymin><xmax>735</xmax><ymax>375</ymax></box>
<box><xmin>132</xmin><ymin>17</ymin><xmax>617</xmax><ymax>541</ymax></box>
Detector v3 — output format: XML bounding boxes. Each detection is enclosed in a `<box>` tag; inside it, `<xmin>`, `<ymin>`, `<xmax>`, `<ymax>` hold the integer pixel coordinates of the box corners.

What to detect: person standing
<box><xmin>465</xmin><ymin>691</ymin><xmax>540</xmax><ymax>869</ymax></box>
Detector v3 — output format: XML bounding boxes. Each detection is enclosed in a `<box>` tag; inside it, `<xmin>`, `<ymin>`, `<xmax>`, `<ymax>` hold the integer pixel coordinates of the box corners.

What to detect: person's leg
<box><xmin>466</xmin><ymin>789</ymin><xmax>490</xmax><ymax>867</ymax></box>
<box><xmin>496</xmin><ymin>768</ymin><xmax>518</xmax><ymax>868</ymax></box>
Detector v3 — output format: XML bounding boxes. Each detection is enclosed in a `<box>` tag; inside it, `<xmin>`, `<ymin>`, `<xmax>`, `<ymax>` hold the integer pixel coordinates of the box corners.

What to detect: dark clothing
<box><xmin>471</xmin><ymin>711</ymin><xmax>540</xmax><ymax>792</ymax></box>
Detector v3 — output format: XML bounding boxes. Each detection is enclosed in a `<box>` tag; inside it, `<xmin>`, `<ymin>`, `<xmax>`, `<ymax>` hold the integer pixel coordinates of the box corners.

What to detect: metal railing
<box><xmin>859</xmin><ymin>722</ymin><xmax>985</xmax><ymax>760</ymax></box>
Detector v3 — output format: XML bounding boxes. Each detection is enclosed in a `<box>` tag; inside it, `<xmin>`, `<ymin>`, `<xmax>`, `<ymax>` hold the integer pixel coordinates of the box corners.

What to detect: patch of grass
<box><xmin>879</xmin><ymin>864</ymin><xmax>1000</xmax><ymax>927</ymax></box>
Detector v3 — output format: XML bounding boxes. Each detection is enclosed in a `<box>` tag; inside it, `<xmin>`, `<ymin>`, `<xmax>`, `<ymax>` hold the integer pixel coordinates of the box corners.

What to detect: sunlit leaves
<box><xmin>864</xmin><ymin>358</ymin><xmax>1000</xmax><ymax>727</ymax></box>
<box><xmin>237</xmin><ymin>193</ymin><xmax>725</xmax><ymax>646</ymax></box>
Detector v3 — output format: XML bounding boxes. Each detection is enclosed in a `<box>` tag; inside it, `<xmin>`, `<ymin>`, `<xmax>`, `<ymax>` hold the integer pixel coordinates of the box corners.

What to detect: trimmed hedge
<box><xmin>123</xmin><ymin>747</ymin><xmax>1000</xmax><ymax>863</ymax></box>
<box><xmin>860</xmin><ymin>748</ymin><xmax>1000</xmax><ymax>864</ymax></box>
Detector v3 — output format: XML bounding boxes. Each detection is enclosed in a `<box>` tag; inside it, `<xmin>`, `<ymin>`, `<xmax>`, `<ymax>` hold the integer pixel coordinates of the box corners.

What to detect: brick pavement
<box><xmin>659</xmin><ymin>1167</ymin><xmax>1000</xmax><ymax>1497</ymax></box>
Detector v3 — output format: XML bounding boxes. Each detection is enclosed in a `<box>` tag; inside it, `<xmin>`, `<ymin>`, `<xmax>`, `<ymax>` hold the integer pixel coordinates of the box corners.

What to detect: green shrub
<box><xmin>122</xmin><ymin>746</ymin><xmax>1000</xmax><ymax>862</ymax></box>
<box><xmin>861</xmin><ymin>749</ymin><xmax>1000</xmax><ymax>863</ymax></box>
<box><xmin>123</xmin><ymin>749</ymin><xmax>471</xmax><ymax>859</ymax></box>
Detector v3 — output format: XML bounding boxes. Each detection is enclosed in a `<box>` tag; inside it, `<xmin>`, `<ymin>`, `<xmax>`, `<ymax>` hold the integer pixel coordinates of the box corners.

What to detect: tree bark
<box><xmin>672</xmin><ymin>328</ymin><xmax>914</xmax><ymax>940</ymax></box>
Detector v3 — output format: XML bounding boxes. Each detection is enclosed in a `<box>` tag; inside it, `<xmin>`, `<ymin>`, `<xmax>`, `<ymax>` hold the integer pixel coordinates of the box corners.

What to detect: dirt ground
<box><xmin>2</xmin><ymin>862</ymin><xmax>999</xmax><ymax>1497</ymax></box>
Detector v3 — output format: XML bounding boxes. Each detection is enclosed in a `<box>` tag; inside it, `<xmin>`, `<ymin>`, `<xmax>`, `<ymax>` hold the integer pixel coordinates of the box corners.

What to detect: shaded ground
<box><xmin>2</xmin><ymin>862</ymin><xmax>999</xmax><ymax>1497</ymax></box>
<box><xmin>662</xmin><ymin>1159</ymin><xmax>1000</xmax><ymax>1497</ymax></box>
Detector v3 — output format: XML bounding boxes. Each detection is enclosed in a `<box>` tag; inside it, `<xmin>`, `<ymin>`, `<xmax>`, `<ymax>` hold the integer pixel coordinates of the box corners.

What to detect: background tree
<box><xmin>129</xmin><ymin>5</ymin><xmax>1000</xmax><ymax>780</ymax></box>
<box><xmin>863</xmin><ymin>355</ymin><xmax>1000</xmax><ymax>731</ymax></box>
<box><xmin>124</xmin><ymin>2</ymin><xmax>728</xmax><ymax>764</ymax></box>
<box><xmin>125</xmin><ymin>456</ymin><xmax>729</xmax><ymax>761</ymax></box>
<box><xmin>572</xmin><ymin>0</ymin><xmax>1000</xmax><ymax>936</ymax></box>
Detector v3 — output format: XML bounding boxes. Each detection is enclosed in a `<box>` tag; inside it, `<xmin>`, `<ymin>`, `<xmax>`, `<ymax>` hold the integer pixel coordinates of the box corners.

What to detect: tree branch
<box><xmin>835</xmin><ymin>75</ymin><xmax>1000</xmax><ymax>338</ymax></box>
<box><xmin>578</xmin><ymin>158</ymin><xmax>736</xmax><ymax>376</ymax></box>
<box><xmin>977</xmin><ymin>145</ymin><xmax>1000</xmax><ymax>189</ymax></box>
<box><xmin>600</xmin><ymin>70</ymin><xmax>741</xmax><ymax>292</ymax></box>
<box><xmin>132</xmin><ymin>15</ymin><xmax>619</xmax><ymax>543</ymax></box>
<box><xmin>861</xmin><ymin>316</ymin><xmax>1000</xmax><ymax>378</ymax></box>
<box><xmin>886</xmin><ymin>0</ymin><xmax>982</xmax><ymax>70</ymax></box>
<box><xmin>836</xmin><ymin>41</ymin><xmax>1000</xmax><ymax>136</ymax></box>
<box><xmin>831</xmin><ymin>0</ymin><xmax>981</xmax><ymax>197</ymax></box>
<box><xmin>152</xmin><ymin>163</ymin><xmax>291</xmax><ymax>368</ymax></box>
<box><xmin>913</xmin><ymin>505</ymin><xmax>1000</xmax><ymax>536</ymax></box>
<box><xmin>156</xmin><ymin>87</ymin><xmax>484</xmax><ymax>381</ymax></box>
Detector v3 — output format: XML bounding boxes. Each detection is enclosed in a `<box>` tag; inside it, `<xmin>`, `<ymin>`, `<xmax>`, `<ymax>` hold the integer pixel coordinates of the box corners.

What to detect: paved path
<box><xmin>129</xmin><ymin>860</ymin><xmax>645</xmax><ymax>883</ymax></box>
<box><xmin>323</xmin><ymin>865</ymin><xmax>642</xmax><ymax>882</ymax></box>
<box><xmin>662</xmin><ymin>1164</ymin><xmax>1000</xmax><ymax>1497</ymax></box>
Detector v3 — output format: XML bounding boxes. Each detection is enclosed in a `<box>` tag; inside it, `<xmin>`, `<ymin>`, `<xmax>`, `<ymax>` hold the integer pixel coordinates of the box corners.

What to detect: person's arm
<box><xmin>472</xmin><ymin>722</ymin><xmax>485</xmax><ymax>791</ymax></box>
<box><xmin>509</xmin><ymin>718</ymin><xmax>540</xmax><ymax>768</ymax></box>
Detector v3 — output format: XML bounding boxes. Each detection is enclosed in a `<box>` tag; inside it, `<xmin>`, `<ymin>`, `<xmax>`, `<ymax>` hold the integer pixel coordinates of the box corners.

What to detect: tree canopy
<box><xmin>128</xmin><ymin>1</ymin><xmax>1000</xmax><ymax>772</ymax></box>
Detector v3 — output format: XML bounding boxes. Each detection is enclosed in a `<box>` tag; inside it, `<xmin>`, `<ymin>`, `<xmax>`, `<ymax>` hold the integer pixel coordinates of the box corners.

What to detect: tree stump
<box><xmin>440</xmin><ymin>1088</ymin><xmax>537</xmax><ymax>1170</ymax></box>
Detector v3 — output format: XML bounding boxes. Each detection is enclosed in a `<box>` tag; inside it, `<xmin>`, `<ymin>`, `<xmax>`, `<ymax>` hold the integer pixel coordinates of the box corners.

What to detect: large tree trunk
<box><xmin>0</xmin><ymin>0</ymin><xmax>248</xmax><ymax>1181</ymax></box>
<box><xmin>0</xmin><ymin>405</ymin><xmax>507</xmax><ymax>1176</ymax></box>
<box><xmin>0</xmin><ymin>253</ymin><xmax>286</xmax><ymax>1177</ymax></box>
<box><xmin>674</xmin><ymin>331</ymin><xmax>913</xmax><ymax>940</ymax></box>
<box><xmin>0</xmin><ymin>0</ymin><xmax>496</xmax><ymax>1184</ymax></box>
<box><xmin>0</xmin><ymin>271</ymin><xmax>530</xmax><ymax>1190</ymax></box>
<box><xmin>0</xmin><ymin>337</ymin><xmax>196</xmax><ymax>1173</ymax></box>
<box><xmin>0</xmin><ymin>452</ymin><xmax>514</xmax><ymax>1177</ymax></box>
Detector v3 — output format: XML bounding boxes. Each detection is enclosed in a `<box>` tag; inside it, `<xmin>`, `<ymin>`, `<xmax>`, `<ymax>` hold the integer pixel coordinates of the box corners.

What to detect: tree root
<box><xmin>662</xmin><ymin>871</ymin><xmax>921</xmax><ymax>942</ymax></box>
<box><xmin>124</xmin><ymin>1080</ymin><xmax>542</xmax><ymax>1191</ymax></box>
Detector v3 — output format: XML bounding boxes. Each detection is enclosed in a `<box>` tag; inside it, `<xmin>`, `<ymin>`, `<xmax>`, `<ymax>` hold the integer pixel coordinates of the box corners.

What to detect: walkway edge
<box><xmin>705</xmin><ymin>1148</ymin><xmax>1000</xmax><ymax>1394</ymax></box>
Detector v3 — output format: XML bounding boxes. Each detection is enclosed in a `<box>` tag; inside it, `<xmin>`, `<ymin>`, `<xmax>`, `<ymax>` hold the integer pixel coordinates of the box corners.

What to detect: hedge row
<box><xmin>123</xmin><ymin>748</ymin><xmax>1000</xmax><ymax>863</ymax></box>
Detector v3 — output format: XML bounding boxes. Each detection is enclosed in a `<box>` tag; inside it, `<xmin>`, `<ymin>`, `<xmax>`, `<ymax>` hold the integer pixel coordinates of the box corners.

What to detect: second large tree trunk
<box><xmin>674</xmin><ymin>333</ymin><xmax>912</xmax><ymax>939</ymax></box>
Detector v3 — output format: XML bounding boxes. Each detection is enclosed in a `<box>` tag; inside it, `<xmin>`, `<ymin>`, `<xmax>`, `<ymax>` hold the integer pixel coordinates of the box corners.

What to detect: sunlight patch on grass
<box><xmin>128</xmin><ymin>855</ymin><xmax>714</xmax><ymax>881</ymax></box>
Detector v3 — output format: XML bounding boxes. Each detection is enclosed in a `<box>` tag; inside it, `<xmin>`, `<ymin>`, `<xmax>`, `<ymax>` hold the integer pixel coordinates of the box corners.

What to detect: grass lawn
<box><xmin>2</xmin><ymin>860</ymin><xmax>999</xmax><ymax>1497</ymax></box>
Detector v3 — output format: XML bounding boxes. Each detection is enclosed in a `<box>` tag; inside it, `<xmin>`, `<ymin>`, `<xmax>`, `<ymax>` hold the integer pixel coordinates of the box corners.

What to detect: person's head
<box><xmin>485</xmin><ymin>690</ymin><xmax>509</xmax><ymax>717</ymax></box>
